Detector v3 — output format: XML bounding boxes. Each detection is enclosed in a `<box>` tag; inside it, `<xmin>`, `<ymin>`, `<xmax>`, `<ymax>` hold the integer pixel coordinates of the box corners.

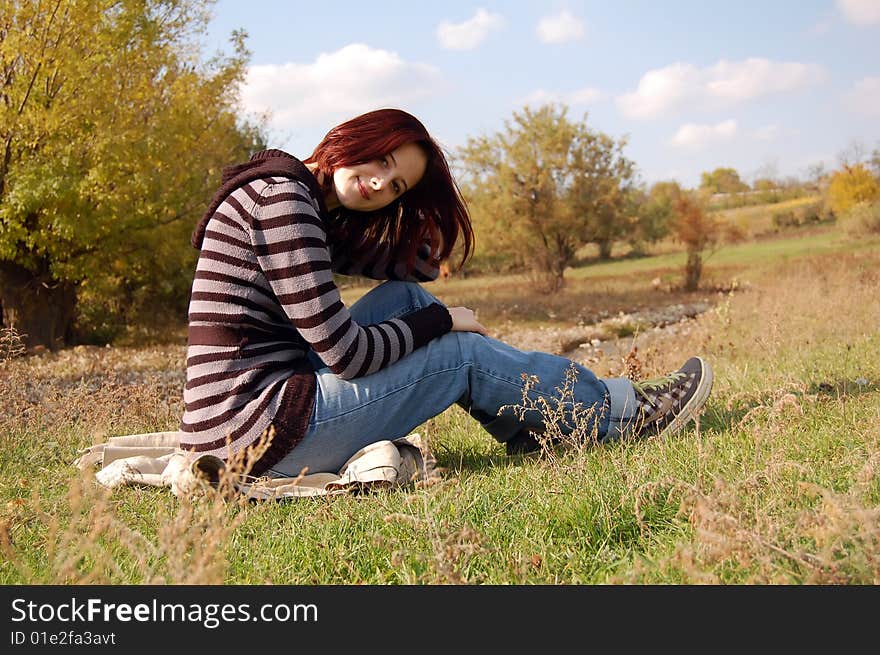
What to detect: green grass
<box><xmin>1</xmin><ymin>226</ymin><xmax>879</xmax><ymax>584</ymax></box>
<box><xmin>567</xmin><ymin>228</ymin><xmax>868</xmax><ymax>280</ymax></box>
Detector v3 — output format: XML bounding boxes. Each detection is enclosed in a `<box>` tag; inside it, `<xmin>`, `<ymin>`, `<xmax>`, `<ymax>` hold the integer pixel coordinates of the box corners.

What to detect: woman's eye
<box><xmin>393</xmin><ymin>182</ymin><xmax>401</xmax><ymax>194</ymax></box>
<box><xmin>381</xmin><ymin>157</ymin><xmax>388</xmax><ymax>167</ymax></box>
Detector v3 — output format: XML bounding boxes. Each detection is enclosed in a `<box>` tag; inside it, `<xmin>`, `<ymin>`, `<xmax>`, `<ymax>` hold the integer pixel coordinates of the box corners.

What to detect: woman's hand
<box><xmin>447</xmin><ymin>306</ymin><xmax>489</xmax><ymax>336</ymax></box>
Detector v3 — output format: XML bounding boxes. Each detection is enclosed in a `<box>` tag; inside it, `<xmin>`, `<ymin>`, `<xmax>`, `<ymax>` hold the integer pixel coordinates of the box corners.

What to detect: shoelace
<box><xmin>632</xmin><ymin>371</ymin><xmax>686</xmax><ymax>403</ymax></box>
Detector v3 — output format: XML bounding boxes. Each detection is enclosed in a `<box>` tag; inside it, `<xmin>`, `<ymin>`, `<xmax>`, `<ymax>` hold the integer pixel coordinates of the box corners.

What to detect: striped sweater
<box><xmin>179</xmin><ymin>150</ymin><xmax>452</xmax><ymax>475</ymax></box>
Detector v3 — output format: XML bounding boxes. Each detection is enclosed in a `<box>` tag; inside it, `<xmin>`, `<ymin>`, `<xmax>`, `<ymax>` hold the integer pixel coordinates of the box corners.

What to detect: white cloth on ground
<box><xmin>74</xmin><ymin>431</ymin><xmax>441</xmax><ymax>500</ymax></box>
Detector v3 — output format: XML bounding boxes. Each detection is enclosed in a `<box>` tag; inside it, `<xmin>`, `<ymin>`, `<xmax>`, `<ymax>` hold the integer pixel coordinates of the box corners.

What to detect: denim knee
<box><xmin>450</xmin><ymin>329</ymin><xmax>482</xmax><ymax>353</ymax></box>
<box><xmin>379</xmin><ymin>280</ymin><xmax>439</xmax><ymax>308</ymax></box>
<box><xmin>349</xmin><ymin>280</ymin><xmax>442</xmax><ymax>325</ymax></box>
<box><xmin>399</xmin><ymin>280</ymin><xmax>440</xmax><ymax>306</ymax></box>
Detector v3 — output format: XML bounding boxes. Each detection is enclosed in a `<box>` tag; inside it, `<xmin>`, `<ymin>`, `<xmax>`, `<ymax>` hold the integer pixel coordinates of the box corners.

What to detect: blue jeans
<box><xmin>268</xmin><ymin>281</ymin><xmax>638</xmax><ymax>476</ymax></box>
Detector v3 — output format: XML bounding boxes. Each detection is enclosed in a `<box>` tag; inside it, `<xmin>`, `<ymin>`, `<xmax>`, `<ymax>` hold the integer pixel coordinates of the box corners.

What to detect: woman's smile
<box><xmin>356</xmin><ymin>177</ymin><xmax>370</xmax><ymax>200</ymax></box>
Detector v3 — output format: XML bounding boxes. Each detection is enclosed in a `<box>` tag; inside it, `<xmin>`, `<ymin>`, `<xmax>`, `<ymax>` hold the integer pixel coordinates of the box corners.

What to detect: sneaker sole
<box><xmin>657</xmin><ymin>357</ymin><xmax>714</xmax><ymax>438</ymax></box>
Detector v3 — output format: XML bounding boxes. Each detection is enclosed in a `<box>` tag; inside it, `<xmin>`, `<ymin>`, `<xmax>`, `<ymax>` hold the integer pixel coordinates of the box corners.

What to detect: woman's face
<box><xmin>332</xmin><ymin>142</ymin><xmax>428</xmax><ymax>212</ymax></box>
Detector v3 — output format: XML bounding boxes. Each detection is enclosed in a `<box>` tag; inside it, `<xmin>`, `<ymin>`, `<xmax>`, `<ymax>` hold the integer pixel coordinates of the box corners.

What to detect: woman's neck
<box><xmin>305</xmin><ymin>162</ymin><xmax>340</xmax><ymax>211</ymax></box>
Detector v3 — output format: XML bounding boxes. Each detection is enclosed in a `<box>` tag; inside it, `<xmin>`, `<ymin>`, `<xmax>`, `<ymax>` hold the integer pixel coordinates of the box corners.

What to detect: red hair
<box><xmin>303</xmin><ymin>108</ymin><xmax>473</xmax><ymax>273</ymax></box>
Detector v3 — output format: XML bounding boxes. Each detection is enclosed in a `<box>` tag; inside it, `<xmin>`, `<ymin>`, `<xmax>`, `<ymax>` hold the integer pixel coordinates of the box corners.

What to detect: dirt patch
<box><xmin>491</xmin><ymin>300</ymin><xmax>715</xmax><ymax>366</ymax></box>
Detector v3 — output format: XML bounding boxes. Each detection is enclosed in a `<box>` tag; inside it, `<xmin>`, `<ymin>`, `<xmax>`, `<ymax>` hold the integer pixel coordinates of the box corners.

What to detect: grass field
<box><xmin>1</xmin><ymin>221</ymin><xmax>878</xmax><ymax>584</ymax></box>
<box><xmin>715</xmin><ymin>195</ymin><xmax>823</xmax><ymax>237</ymax></box>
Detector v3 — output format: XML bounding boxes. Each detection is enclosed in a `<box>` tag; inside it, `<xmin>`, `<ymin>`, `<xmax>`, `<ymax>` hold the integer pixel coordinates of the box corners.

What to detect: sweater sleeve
<box><xmin>330</xmin><ymin>237</ymin><xmax>441</xmax><ymax>282</ymax></box>
<box><xmin>250</xmin><ymin>180</ymin><xmax>451</xmax><ymax>379</ymax></box>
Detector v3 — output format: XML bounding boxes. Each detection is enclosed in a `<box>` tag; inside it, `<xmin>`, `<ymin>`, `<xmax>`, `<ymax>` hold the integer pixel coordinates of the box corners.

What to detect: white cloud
<box><xmin>837</xmin><ymin>0</ymin><xmax>880</xmax><ymax>25</ymax></box>
<box><xmin>522</xmin><ymin>89</ymin><xmax>559</xmax><ymax>106</ymax></box>
<box><xmin>523</xmin><ymin>86</ymin><xmax>603</xmax><ymax>107</ymax></box>
<box><xmin>240</xmin><ymin>44</ymin><xmax>443</xmax><ymax>138</ymax></box>
<box><xmin>844</xmin><ymin>76</ymin><xmax>880</xmax><ymax>116</ymax></box>
<box><xmin>617</xmin><ymin>58</ymin><xmax>826</xmax><ymax>119</ymax></box>
<box><xmin>752</xmin><ymin>124</ymin><xmax>801</xmax><ymax>142</ymax></box>
<box><xmin>437</xmin><ymin>9</ymin><xmax>504</xmax><ymax>50</ymax></box>
<box><xmin>753</xmin><ymin>125</ymin><xmax>780</xmax><ymax>141</ymax></box>
<box><xmin>670</xmin><ymin>120</ymin><xmax>738</xmax><ymax>149</ymax></box>
<box><xmin>617</xmin><ymin>63</ymin><xmax>699</xmax><ymax>119</ymax></box>
<box><xmin>568</xmin><ymin>87</ymin><xmax>604</xmax><ymax>105</ymax></box>
<box><xmin>536</xmin><ymin>10</ymin><xmax>586</xmax><ymax>43</ymax></box>
<box><xmin>707</xmin><ymin>59</ymin><xmax>826</xmax><ymax>101</ymax></box>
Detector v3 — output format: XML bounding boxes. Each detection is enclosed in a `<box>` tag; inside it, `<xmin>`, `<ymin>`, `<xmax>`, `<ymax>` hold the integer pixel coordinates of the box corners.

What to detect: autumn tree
<box><xmin>568</xmin><ymin>127</ymin><xmax>636</xmax><ymax>260</ymax></box>
<box><xmin>827</xmin><ymin>164</ymin><xmax>880</xmax><ymax>216</ymax></box>
<box><xmin>0</xmin><ymin>0</ymin><xmax>263</xmax><ymax>349</ymax></box>
<box><xmin>457</xmin><ymin>104</ymin><xmax>635</xmax><ymax>289</ymax></box>
<box><xmin>627</xmin><ymin>180</ymin><xmax>681</xmax><ymax>253</ymax></box>
<box><xmin>699</xmin><ymin>167</ymin><xmax>749</xmax><ymax>194</ymax></box>
<box><xmin>672</xmin><ymin>193</ymin><xmax>719</xmax><ymax>291</ymax></box>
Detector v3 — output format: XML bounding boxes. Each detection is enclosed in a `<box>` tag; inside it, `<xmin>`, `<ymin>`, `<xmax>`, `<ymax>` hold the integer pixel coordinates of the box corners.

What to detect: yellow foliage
<box><xmin>0</xmin><ymin>0</ymin><xmax>264</xmax><ymax>346</ymax></box>
<box><xmin>827</xmin><ymin>165</ymin><xmax>880</xmax><ymax>215</ymax></box>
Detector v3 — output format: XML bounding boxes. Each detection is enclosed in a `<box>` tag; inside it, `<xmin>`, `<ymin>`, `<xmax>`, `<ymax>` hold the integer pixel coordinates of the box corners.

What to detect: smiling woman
<box><xmin>178</xmin><ymin>107</ymin><xmax>714</xmax><ymax>479</ymax></box>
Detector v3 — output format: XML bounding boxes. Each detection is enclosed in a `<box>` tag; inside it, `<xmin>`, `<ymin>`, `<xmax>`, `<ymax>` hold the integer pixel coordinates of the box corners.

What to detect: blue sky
<box><xmin>203</xmin><ymin>0</ymin><xmax>880</xmax><ymax>188</ymax></box>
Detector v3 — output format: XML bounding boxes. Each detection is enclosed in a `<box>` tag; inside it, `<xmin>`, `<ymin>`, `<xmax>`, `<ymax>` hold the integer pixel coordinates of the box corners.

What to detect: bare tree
<box><xmin>838</xmin><ymin>140</ymin><xmax>867</xmax><ymax>168</ymax></box>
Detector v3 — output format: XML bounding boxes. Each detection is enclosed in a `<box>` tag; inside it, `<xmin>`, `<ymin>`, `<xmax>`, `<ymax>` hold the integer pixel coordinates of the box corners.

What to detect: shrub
<box><xmin>721</xmin><ymin>222</ymin><xmax>748</xmax><ymax>244</ymax></box>
<box><xmin>771</xmin><ymin>201</ymin><xmax>830</xmax><ymax>231</ymax></box>
<box><xmin>796</xmin><ymin>201</ymin><xmax>826</xmax><ymax>225</ymax></box>
<box><xmin>827</xmin><ymin>165</ymin><xmax>880</xmax><ymax>216</ymax></box>
<box><xmin>841</xmin><ymin>201</ymin><xmax>880</xmax><ymax>237</ymax></box>
<box><xmin>772</xmin><ymin>210</ymin><xmax>799</xmax><ymax>229</ymax></box>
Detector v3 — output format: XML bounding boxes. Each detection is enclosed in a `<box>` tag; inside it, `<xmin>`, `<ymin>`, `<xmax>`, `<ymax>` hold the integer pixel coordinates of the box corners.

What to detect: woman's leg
<box><xmin>268</xmin><ymin>281</ymin><xmax>638</xmax><ymax>476</ymax></box>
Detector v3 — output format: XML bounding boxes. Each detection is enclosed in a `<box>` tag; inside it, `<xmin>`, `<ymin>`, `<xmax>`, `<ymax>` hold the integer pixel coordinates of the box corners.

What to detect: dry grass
<box><xmin>0</xmin><ymin>408</ymin><xmax>280</xmax><ymax>584</ymax></box>
<box><xmin>1</xmin><ymin>466</ymin><xmax>243</xmax><ymax>584</ymax></box>
<box><xmin>606</xmin><ymin>249</ymin><xmax>880</xmax><ymax>582</ymax></box>
<box><xmin>499</xmin><ymin>363</ymin><xmax>602</xmax><ymax>462</ymax></box>
<box><xmin>1</xmin><ymin>336</ymin><xmax>210</xmax><ymax>584</ymax></box>
<box><xmin>714</xmin><ymin>195</ymin><xmax>823</xmax><ymax>238</ymax></box>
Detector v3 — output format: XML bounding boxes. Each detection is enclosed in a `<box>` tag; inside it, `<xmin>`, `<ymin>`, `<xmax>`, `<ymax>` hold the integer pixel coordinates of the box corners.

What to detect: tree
<box><xmin>627</xmin><ymin>180</ymin><xmax>680</xmax><ymax>254</ymax></box>
<box><xmin>837</xmin><ymin>139</ymin><xmax>867</xmax><ymax>168</ymax></box>
<box><xmin>672</xmin><ymin>193</ymin><xmax>719</xmax><ymax>291</ymax></box>
<box><xmin>0</xmin><ymin>0</ymin><xmax>263</xmax><ymax>349</ymax></box>
<box><xmin>752</xmin><ymin>160</ymin><xmax>779</xmax><ymax>187</ymax></box>
<box><xmin>826</xmin><ymin>164</ymin><xmax>880</xmax><ymax>216</ymax></box>
<box><xmin>569</xmin><ymin>127</ymin><xmax>636</xmax><ymax>260</ymax></box>
<box><xmin>700</xmin><ymin>167</ymin><xmax>749</xmax><ymax>194</ymax></box>
<box><xmin>457</xmin><ymin>104</ymin><xmax>635</xmax><ymax>289</ymax></box>
<box><xmin>807</xmin><ymin>162</ymin><xmax>827</xmax><ymax>186</ymax></box>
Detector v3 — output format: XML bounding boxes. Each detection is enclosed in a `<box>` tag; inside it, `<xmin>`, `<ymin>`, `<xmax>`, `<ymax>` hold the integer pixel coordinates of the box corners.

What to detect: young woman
<box><xmin>179</xmin><ymin>108</ymin><xmax>713</xmax><ymax>477</ymax></box>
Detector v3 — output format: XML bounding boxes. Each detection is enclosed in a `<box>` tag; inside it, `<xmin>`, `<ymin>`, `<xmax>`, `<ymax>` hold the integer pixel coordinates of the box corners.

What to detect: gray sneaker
<box><xmin>630</xmin><ymin>356</ymin><xmax>713</xmax><ymax>438</ymax></box>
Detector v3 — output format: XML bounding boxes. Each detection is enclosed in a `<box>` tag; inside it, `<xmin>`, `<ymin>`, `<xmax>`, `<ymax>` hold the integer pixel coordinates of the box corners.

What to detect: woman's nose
<box><xmin>370</xmin><ymin>176</ymin><xmax>384</xmax><ymax>191</ymax></box>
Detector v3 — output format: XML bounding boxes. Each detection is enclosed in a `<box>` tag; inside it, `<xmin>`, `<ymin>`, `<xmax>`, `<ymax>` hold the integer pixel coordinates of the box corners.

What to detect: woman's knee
<box><xmin>369</xmin><ymin>280</ymin><xmax>437</xmax><ymax>306</ymax></box>
<box><xmin>350</xmin><ymin>280</ymin><xmax>440</xmax><ymax>323</ymax></box>
<box><xmin>437</xmin><ymin>329</ymin><xmax>486</xmax><ymax>362</ymax></box>
<box><xmin>381</xmin><ymin>280</ymin><xmax>424</xmax><ymax>298</ymax></box>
